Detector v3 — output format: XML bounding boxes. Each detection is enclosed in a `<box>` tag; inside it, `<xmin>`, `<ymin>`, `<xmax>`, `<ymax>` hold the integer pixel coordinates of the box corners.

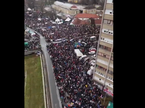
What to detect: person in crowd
<box><xmin>25</xmin><ymin>9</ymin><xmax>107</xmax><ymax>108</ymax></box>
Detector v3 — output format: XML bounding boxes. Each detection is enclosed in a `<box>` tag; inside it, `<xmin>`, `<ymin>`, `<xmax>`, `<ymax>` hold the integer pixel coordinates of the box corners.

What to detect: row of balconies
<box><xmin>104</xmin><ymin>2</ymin><xmax>113</xmax><ymax>20</ymax></box>
<box><xmin>93</xmin><ymin>72</ymin><xmax>113</xmax><ymax>92</ymax></box>
<box><xmin>93</xmin><ymin>1</ymin><xmax>113</xmax><ymax>95</ymax></box>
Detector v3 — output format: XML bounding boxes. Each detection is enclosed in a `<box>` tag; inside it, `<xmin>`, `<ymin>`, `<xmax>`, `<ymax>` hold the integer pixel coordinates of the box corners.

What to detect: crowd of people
<box><xmin>24</xmin><ymin>30</ymin><xmax>40</xmax><ymax>51</ymax></box>
<box><xmin>25</xmin><ymin>9</ymin><xmax>108</xmax><ymax>108</ymax></box>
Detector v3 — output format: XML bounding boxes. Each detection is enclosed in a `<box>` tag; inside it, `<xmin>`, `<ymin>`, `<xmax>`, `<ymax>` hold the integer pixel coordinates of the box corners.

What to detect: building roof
<box><xmin>72</xmin><ymin>18</ymin><xmax>101</xmax><ymax>25</ymax></box>
<box><xmin>54</xmin><ymin>1</ymin><xmax>78</xmax><ymax>9</ymax></box>
<box><xmin>95</xmin><ymin>19</ymin><xmax>102</xmax><ymax>24</ymax></box>
<box><xmin>75</xmin><ymin>13</ymin><xmax>99</xmax><ymax>18</ymax></box>
<box><xmin>72</xmin><ymin>18</ymin><xmax>81</xmax><ymax>24</ymax></box>
<box><xmin>72</xmin><ymin>18</ymin><xmax>90</xmax><ymax>25</ymax></box>
<box><xmin>84</xmin><ymin>6</ymin><xmax>96</xmax><ymax>9</ymax></box>
<box><xmin>79</xmin><ymin>20</ymin><xmax>90</xmax><ymax>25</ymax></box>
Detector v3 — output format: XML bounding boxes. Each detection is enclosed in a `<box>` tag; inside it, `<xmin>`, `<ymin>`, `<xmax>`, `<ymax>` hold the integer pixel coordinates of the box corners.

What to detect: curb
<box><xmin>40</xmin><ymin>54</ymin><xmax>47</xmax><ymax>108</ymax></box>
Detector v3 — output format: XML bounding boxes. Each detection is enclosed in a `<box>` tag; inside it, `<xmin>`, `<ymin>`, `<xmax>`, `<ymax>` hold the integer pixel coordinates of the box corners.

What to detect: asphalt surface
<box><xmin>27</xmin><ymin>28</ymin><xmax>62</xmax><ymax>108</ymax></box>
<box><xmin>41</xmin><ymin>53</ymin><xmax>52</xmax><ymax>108</ymax></box>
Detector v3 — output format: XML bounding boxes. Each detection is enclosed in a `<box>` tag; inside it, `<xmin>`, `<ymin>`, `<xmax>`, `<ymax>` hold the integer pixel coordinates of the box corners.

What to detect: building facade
<box><xmin>72</xmin><ymin>13</ymin><xmax>102</xmax><ymax>25</ymax></box>
<box><xmin>52</xmin><ymin>1</ymin><xmax>80</xmax><ymax>16</ymax></box>
<box><xmin>68</xmin><ymin>0</ymin><xmax>82</xmax><ymax>4</ymax></box>
<box><xmin>93</xmin><ymin>0</ymin><xmax>113</xmax><ymax>96</ymax></box>
<box><xmin>52</xmin><ymin>1</ymin><xmax>102</xmax><ymax>16</ymax></box>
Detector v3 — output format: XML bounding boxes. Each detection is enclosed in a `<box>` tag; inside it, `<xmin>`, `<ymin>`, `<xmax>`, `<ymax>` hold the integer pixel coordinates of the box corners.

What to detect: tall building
<box><xmin>93</xmin><ymin>0</ymin><xmax>113</xmax><ymax>96</ymax></box>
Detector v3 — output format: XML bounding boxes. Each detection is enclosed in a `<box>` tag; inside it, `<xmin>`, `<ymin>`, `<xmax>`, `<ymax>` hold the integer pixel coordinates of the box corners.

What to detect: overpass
<box><xmin>27</xmin><ymin>27</ymin><xmax>62</xmax><ymax>108</ymax></box>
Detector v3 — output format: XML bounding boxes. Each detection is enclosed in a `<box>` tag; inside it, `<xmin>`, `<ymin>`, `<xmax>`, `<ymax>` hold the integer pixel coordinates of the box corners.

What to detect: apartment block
<box><xmin>93</xmin><ymin>0</ymin><xmax>113</xmax><ymax>96</ymax></box>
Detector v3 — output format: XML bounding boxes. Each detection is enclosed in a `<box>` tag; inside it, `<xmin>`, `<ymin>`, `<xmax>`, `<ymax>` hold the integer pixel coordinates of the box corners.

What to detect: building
<box><xmin>93</xmin><ymin>0</ymin><xmax>113</xmax><ymax>96</ymax></box>
<box><xmin>52</xmin><ymin>1</ymin><xmax>80</xmax><ymax>16</ymax></box>
<box><xmin>72</xmin><ymin>13</ymin><xmax>102</xmax><ymax>25</ymax></box>
<box><xmin>68</xmin><ymin>0</ymin><xmax>82</xmax><ymax>4</ymax></box>
<box><xmin>83</xmin><ymin>6</ymin><xmax>98</xmax><ymax>14</ymax></box>
<box><xmin>52</xmin><ymin>1</ymin><xmax>102</xmax><ymax>16</ymax></box>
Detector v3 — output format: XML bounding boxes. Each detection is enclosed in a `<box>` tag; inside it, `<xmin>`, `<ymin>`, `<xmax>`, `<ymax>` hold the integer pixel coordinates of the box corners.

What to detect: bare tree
<box><xmin>27</xmin><ymin>0</ymin><xmax>35</xmax><ymax>9</ymax></box>
<box><xmin>40</xmin><ymin>1</ymin><xmax>45</xmax><ymax>13</ymax></box>
<box><xmin>88</xmin><ymin>0</ymin><xmax>94</xmax><ymax>5</ymax></box>
<box><xmin>98</xmin><ymin>0</ymin><xmax>105</xmax><ymax>9</ymax></box>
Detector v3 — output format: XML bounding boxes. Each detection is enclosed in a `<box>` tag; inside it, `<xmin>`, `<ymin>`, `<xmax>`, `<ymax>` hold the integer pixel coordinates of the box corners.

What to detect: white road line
<box><xmin>40</xmin><ymin>54</ymin><xmax>47</xmax><ymax>108</ymax></box>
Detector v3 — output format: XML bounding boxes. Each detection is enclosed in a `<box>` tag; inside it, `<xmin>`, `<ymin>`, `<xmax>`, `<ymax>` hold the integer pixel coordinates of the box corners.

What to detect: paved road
<box><xmin>27</xmin><ymin>28</ymin><xmax>62</xmax><ymax>108</ymax></box>
<box><xmin>41</xmin><ymin>53</ymin><xmax>52</xmax><ymax>108</ymax></box>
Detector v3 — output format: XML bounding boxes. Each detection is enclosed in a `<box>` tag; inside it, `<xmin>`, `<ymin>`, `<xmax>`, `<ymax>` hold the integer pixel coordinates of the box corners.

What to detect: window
<box><xmin>106</xmin><ymin>55</ymin><xmax>110</xmax><ymax>59</ymax></box>
<box><xmin>108</xmin><ymin>70</ymin><xmax>113</xmax><ymax>75</ymax></box>
<box><xmin>103</xmin><ymin>54</ymin><xmax>106</xmax><ymax>57</ymax></box>
<box><xmin>99</xmin><ymin>45</ymin><xmax>111</xmax><ymax>52</ymax></box>
<box><xmin>111</xmin><ymin>56</ymin><xmax>113</xmax><ymax>60</ymax></box>
<box><xmin>107</xmin><ymin>20</ymin><xmax>111</xmax><ymax>24</ymax></box>
<box><xmin>110</xmin><ymin>32</ymin><xmax>113</xmax><ymax>35</ymax></box>
<box><xmin>110</xmin><ymin>21</ymin><xmax>113</xmax><ymax>26</ymax></box>
<box><xmin>108</xmin><ymin>30</ymin><xmax>113</xmax><ymax>35</ymax></box>
<box><xmin>105</xmin><ymin>10</ymin><xmax>113</xmax><ymax>15</ymax></box>
<box><xmin>104</xmin><ymin>20</ymin><xmax>113</xmax><ymax>25</ymax></box>
<box><xmin>107</xmin><ymin>0</ymin><xmax>113</xmax><ymax>3</ymax></box>
<box><xmin>104</xmin><ymin>20</ymin><xmax>107</xmax><ymax>24</ymax></box>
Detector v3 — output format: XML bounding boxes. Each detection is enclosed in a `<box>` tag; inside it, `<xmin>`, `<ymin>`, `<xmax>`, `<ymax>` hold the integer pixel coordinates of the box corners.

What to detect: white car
<box><xmin>81</xmin><ymin>42</ymin><xmax>87</xmax><ymax>46</ymax></box>
<box><xmin>79</xmin><ymin>55</ymin><xmax>87</xmax><ymax>60</ymax></box>
<box><xmin>89</xmin><ymin>48</ymin><xmax>96</xmax><ymax>52</ymax></box>
<box><xmin>90</xmin><ymin>60</ymin><xmax>95</xmax><ymax>63</ymax></box>
<box><xmin>88</xmin><ymin>51</ymin><xmax>95</xmax><ymax>54</ymax></box>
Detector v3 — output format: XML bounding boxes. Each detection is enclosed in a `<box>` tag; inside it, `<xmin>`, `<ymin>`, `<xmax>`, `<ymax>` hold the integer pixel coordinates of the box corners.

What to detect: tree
<box><xmin>27</xmin><ymin>0</ymin><xmax>35</xmax><ymax>9</ymax></box>
<box><xmin>88</xmin><ymin>0</ymin><xmax>94</xmax><ymax>5</ymax></box>
<box><xmin>98</xmin><ymin>0</ymin><xmax>105</xmax><ymax>9</ymax></box>
<box><xmin>99</xmin><ymin>96</ymin><xmax>113</xmax><ymax>107</ymax></box>
<box><xmin>40</xmin><ymin>1</ymin><xmax>45</xmax><ymax>13</ymax></box>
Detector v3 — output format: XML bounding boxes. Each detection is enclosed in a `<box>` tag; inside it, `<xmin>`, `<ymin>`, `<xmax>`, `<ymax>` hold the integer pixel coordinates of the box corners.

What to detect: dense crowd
<box><xmin>24</xmin><ymin>31</ymin><xmax>40</xmax><ymax>51</ymax></box>
<box><xmin>25</xmin><ymin>9</ymin><xmax>108</xmax><ymax>108</ymax></box>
